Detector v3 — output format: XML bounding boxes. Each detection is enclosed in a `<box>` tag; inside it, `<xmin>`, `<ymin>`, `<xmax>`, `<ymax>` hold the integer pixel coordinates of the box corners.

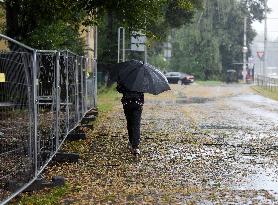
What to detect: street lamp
<box><xmin>242</xmin><ymin>16</ymin><xmax>248</xmax><ymax>83</ymax></box>
<box><xmin>263</xmin><ymin>0</ymin><xmax>268</xmax><ymax>76</ymax></box>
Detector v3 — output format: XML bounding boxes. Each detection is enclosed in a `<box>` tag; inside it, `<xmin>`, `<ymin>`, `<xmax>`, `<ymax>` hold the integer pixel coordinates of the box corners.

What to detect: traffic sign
<box><xmin>131</xmin><ymin>31</ymin><xmax>146</xmax><ymax>52</ymax></box>
<box><xmin>256</xmin><ymin>51</ymin><xmax>264</xmax><ymax>60</ymax></box>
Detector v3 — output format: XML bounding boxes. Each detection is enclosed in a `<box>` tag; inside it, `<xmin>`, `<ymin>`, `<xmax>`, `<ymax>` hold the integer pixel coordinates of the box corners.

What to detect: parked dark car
<box><xmin>165</xmin><ymin>72</ymin><xmax>194</xmax><ymax>85</ymax></box>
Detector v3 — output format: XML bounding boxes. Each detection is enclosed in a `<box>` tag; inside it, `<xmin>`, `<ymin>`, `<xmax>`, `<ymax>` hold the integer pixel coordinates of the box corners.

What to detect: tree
<box><xmin>169</xmin><ymin>0</ymin><xmax>265</xmax><ymax>80</ymax></box>
<box><xmin>80</xmin><ymin>0</ymin><xmax>203</xmax><ymax>35</ymax></box>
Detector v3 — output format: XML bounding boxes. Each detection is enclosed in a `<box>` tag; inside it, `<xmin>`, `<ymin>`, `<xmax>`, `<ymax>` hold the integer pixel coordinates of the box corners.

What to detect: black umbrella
<box><xmin>113</xmin><ymin>60</ymin><xmax>170</xmax><ymax>95</ymax></box>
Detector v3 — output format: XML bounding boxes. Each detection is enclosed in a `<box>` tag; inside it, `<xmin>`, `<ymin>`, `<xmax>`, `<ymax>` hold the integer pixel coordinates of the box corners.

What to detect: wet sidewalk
<box><xmin>49</xmin><ymin>84</ymin><xmax>278</xmax><ymax>204</ymax></box>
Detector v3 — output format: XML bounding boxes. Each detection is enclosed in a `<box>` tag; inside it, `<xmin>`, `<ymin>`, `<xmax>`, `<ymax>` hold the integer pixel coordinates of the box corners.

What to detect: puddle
<box><xmin>234</xmin><ymin>167</ymin><xmax>278</xmax><ymax>199</ymax></box>
<box><xmin>199</xmin><ymin>124</ymin><xmax>242</xmax><ymax>130</ymax></box>
<box><xmin>165</xmin><ymin>141</ymin><xmax>278</xmax><ymax>200</ymax></box>
<box><xmin>145</xmin><ymin>97</ymin><xmax>214</xmax><ymax>105</ymax></box>
<box><xmin>145</xmin><ymin>100</ymin><xmax>176</xmax><ymax>105</ymax></box>
<box><xmin>176</xmin><ymin>97</ymin><xmax>213</xmax><ymax>104</ymax></box>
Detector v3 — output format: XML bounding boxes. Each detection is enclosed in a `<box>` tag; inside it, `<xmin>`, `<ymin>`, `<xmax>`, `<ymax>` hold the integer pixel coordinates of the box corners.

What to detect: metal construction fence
<box><xmin>256</xmin><ymin>75</ymin><xmax>278</xmax><ymax>92</ymax></box>
<box><xmin>0</xmin><ymin>34</ymin><xmax>97</xmax><ymax>204</ymax></box>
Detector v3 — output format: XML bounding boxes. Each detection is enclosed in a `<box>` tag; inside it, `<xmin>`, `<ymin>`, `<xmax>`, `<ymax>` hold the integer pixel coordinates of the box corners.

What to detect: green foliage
<box><xmin>25</xmin><ymin>20</ymin><xmax>85</xmax><ymax>54</ymax></box>
<box><xmin>5</xmin><ymin>0</ymin><xmax>86</xmax><ymax>51</ymax></box>
<box><xmin>81</xmin><ymin>0</ymin><xmax>172</xmax><ymax>32</ymax></box>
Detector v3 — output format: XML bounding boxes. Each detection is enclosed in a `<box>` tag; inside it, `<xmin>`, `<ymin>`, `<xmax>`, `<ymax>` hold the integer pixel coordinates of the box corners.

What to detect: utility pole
<box><xmin>242</xmin><ymin>16</ymin><xmax>248</xmax><ymax>83</ymax></box>
<box><xmin>263</xmin><ymin>0</ymin><xmax>268</xmax><ymax>76</ymax></box>
<box><xmin>93</xmin><ymin>25</ymin><xmax>98</xmax><ymax>107</ymax></box>
<box><xmin>144</xmin><ymin>17</ymin><xmax>147</xmax><ymax>63</ymax></box>
<box><xmin>123</xmin><ymin>28</ymin><xmax>125</xmax><ymax>62</ymax></box>
<box><xmin>144</xmin><ymin>43</ymin><xmax>147</xmax><ymax>63</ymax></box>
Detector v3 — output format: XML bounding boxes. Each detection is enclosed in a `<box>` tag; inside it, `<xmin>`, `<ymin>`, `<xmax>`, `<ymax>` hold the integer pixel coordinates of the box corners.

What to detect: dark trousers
<box><xmin>123</xmin><ymin>102</ymin><xmax>143</xmax><ymax>148</ymax></box>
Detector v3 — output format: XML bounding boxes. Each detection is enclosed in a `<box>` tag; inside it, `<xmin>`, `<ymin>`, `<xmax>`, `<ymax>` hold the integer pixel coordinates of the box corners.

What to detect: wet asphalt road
<box><xmin>46</xmin><ymin>83</ymin><xmax>278</xmax><ymax>204</ymax></box>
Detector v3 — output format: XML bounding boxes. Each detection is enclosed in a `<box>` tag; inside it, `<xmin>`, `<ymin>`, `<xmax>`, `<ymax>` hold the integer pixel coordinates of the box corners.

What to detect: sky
<box><xmin>252</xmin><ymin>0</ymin><xmax>278</xmax><ymax>40</ymax></box>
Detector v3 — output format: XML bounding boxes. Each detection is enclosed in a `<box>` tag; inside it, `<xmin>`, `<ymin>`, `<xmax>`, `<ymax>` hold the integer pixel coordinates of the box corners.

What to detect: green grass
<box><xmin>16</xmin><ymin>184</ymin><xmax>69</xmax><ymax>205</ymax></box>
<box><xmin>97</xmin><ymin>84</ymin><xmax>120</xmax><ymax>113</ymax></box>
<box><xmin>252</xmin><ymin>86</ymin><xmax>278</xmax><ymax>101</ymax></box>
<box><xmin>196</xmin><ymin>80</ymin><xmax>223</xmax><ymax>86</ymax></box>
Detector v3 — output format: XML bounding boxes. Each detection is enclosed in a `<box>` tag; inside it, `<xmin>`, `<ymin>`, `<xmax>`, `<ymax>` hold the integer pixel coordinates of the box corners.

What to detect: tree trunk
<box><xmin>5</xmin><ymin>0</ymin><xmax>19</xmax><ymax>39</ymax></box>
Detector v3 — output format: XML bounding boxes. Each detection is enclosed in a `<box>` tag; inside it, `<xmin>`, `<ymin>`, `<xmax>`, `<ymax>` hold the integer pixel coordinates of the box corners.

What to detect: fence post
<box><xmin>65</xmin><ymin>51</ymin><xmax>70</xmax><ymax>133</ymax></box>
<box><xmin>75</xmin><ymin>56</ymin><xmax>79</xmax><ymax>122</ymax></box>
<box><xmin>55</xmin><ymin>52</ymin><xmax>61</xmax><ymax>149</ymax></box>
<box><xmin>84</xmin><ymin>57</ymin><xmax>88</xmax><ymax>112</ymax></box>
<box><xmin>32</xmin><ymin>50</ymin><xmax>38</xmax><ymax>176</ymax></box>
<box><xmin>93</xmin><ymin>59</ymin><xmax>97</xmax><ymax>108</ymax></box>
<box><xmin>93</xmin><ymin>25</ymin><xmax>98</xmax><ymax>108</ymax></box>
<box><xmin>80</xmin><ymin>57</ymin><xmax>84</xmax><ymax>115</ymax></box>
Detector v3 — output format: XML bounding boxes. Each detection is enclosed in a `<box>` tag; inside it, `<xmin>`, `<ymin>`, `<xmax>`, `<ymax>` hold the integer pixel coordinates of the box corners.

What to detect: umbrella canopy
<box><xmin>113</xmin><ymin>60</ymin><xmax>170</xmax><ymax>95</ymax></box>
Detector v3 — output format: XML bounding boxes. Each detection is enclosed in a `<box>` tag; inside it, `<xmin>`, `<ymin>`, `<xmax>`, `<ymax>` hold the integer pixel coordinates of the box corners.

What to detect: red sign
<box><xmin>256</xmin><ymin>51</ymin><xmax>264</xmax><ymax>59</ymax></box>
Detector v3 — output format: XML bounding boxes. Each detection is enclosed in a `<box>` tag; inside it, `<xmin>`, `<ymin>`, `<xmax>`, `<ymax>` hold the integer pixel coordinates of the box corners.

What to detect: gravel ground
<box><xmin>45</xmin><ymin>83</ymin><xmax>278</xmax><ymax>204</ymax></box>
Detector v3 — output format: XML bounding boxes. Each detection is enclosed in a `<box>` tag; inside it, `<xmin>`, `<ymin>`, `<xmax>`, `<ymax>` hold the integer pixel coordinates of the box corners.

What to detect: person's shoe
<box><xmin>132</xmin><ymin>148</ymin><xmax>140</xmax><ymax>155</ymax></box>
<box><xmin>127</xmin><ymin>143</ymin><xmax>140</xmax><ymax>155</ymax></box>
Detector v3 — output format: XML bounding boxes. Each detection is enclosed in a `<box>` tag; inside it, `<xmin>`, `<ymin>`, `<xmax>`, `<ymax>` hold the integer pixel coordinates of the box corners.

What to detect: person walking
<box><xmin>113</xmin><ymin>60</ymin><xmax>170</xmax><ymax>155</ymax></box>
<box><xmin>116</xmin><ymin>82</ymin><xmax>144</xmax><ymax>155</ymax></box>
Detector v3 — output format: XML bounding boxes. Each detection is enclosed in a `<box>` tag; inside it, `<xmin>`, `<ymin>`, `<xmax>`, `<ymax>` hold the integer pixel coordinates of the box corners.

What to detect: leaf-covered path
<box><xmin>45</xmin><ymin>84</ymin><xmax>278</xmax><ymax>204</ymax></box>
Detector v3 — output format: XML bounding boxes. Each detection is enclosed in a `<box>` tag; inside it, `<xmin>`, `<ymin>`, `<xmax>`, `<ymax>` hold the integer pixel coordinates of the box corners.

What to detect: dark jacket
<box><xmin>116</xmin><ymin>83</ymin><xmax>144</xmax><ymax>106</ymax></box>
